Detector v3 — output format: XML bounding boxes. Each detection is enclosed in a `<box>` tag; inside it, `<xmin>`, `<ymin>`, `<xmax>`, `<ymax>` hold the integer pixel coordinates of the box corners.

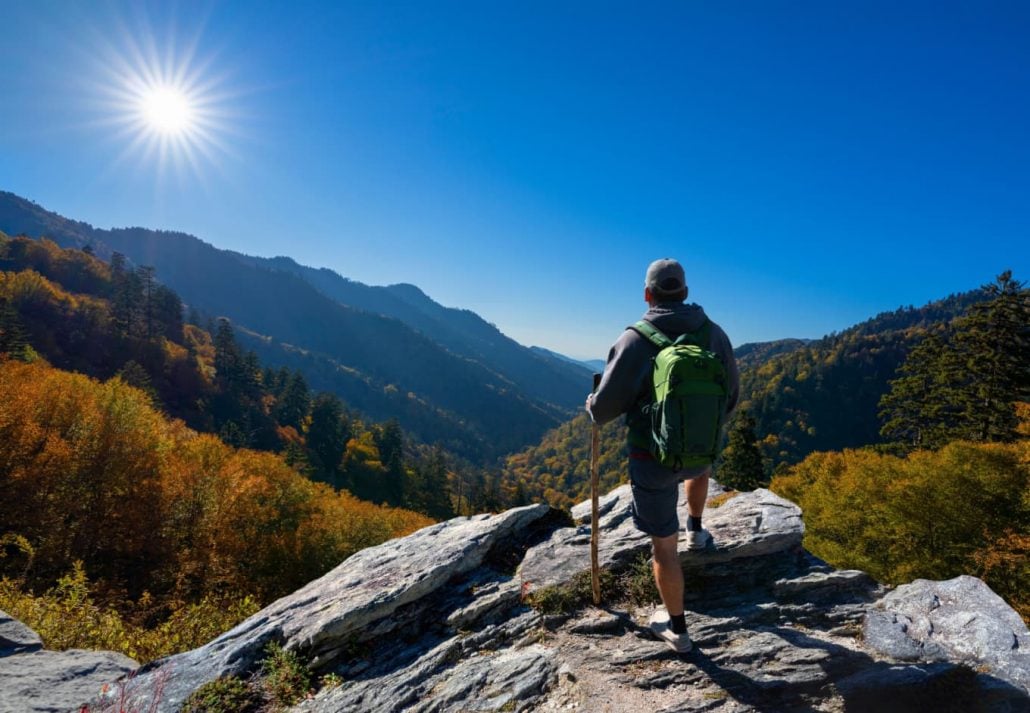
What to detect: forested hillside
<box><xmin>0</xmin><ymin>359</ymin><xmax>432</xmax><ymax>661</ymax></box>
<box><xmin>497</xmin><ymin>287</ymin><xmax>992</xmax><ymax>507</ymax></box>
<box><xmin>0</xmin><ymin>236</ymin><xmax>488</xmax><ymax>661</ymax></box>
<box><xmin>740</xmin><ymin>290</ymin><xmax>987</xmax><ymax>464</ymax></box>
<box><xmin>0</xmin><ymin>191</ymin><xmax>578</xmax><ymax>463</ymax></box>
<box><xmin>0</xmin><ymin>233</ymin><xmax>459</xmax><ymax>517</ymax></box>
<box><xmin>239</xmin><ymin>254</ymin><xmax>593</xmax><ymax>409</ymax></box>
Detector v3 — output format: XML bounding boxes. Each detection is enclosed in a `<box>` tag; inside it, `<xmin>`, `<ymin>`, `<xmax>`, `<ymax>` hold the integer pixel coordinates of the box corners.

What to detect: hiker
<box><xmin>585</xmin><ymin>258</ymin><xmax>739</xmax><ymax>652</ymax></box>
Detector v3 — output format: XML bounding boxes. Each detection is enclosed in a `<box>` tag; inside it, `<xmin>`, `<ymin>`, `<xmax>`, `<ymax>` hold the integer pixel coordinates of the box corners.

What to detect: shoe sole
<box><xmin>684</xmin><ymin>536</ymin><xmax>712</xmax><ymax>551</ymax></box>
<box><xmin>649</xmin><ymin>619</ymin><xmax>693</xmax><ymax>653</ymax></box>
<box><xmin>653</xmin><ymin>631</ymin><xmax>693</xmax><ymax>653</ymax></box>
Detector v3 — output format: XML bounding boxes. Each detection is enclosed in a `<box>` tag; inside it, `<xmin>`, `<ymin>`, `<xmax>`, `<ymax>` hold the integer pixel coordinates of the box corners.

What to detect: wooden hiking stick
<box><xmin>590</xmin><ymin>372</ymin><xmax>602</xmax><ymax>606</ymax></box>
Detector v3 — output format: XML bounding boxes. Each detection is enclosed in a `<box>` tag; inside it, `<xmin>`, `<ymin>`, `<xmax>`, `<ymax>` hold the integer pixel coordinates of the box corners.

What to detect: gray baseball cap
<box><xmin>645</xmin><ymin>258</ymin><xmax>686</xmax><ymax>295</ymax></box>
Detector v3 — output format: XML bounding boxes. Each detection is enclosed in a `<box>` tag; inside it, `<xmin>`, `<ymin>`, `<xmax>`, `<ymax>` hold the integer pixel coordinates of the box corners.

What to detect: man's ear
<box><xmin>644</xmin><ymin>287</ymin><xmax>653</xmax><ymax>305</ymax></box>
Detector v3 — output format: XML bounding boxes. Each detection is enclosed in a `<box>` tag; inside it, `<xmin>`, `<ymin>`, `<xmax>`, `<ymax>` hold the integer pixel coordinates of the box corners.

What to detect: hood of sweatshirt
<box><xmin>641</xmin><ymin>302</ymin><xmax>709</xmax><ymax>339</ymax></box>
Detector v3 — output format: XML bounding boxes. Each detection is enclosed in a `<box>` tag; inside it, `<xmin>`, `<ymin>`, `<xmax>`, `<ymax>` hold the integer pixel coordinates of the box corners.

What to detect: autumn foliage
<box><xmin>771</xmin><ymin>439</ymin><xmax>1029</xmax><ymax>620</ymax></box>
<box><xmin>0</xmin><ymin>359</ymin><xmax>432</xmax><ymax>620</ymax></box>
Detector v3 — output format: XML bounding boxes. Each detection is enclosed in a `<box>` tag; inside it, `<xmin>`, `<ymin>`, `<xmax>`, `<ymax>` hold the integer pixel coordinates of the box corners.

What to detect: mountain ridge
<box><xmin>0</xmin><ymin>190</ymin><xmax>582</xmax><ymax>462</ymax></box>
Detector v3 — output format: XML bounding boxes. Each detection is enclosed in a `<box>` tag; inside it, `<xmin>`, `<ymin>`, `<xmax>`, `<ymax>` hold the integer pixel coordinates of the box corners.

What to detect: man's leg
<box><xmin>685</xmin><ymin>468</ymin><xmax>710</xmax><ymax>519</ymax></box>
<box><xmin>651</xmin><ymin>534</ymin><xmax>683</xmax><ymax>616</ymax></box>
<box><xmin>684</xmin><ymin>468</ymin><xmax>712</xmax><ymax>550</ymax></box>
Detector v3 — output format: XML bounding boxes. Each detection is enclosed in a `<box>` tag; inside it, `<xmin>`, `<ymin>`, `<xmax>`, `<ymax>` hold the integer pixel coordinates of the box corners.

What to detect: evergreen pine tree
<box><xmin>374</xmin><ymin>419</ymin><xmax>407</xmax><ymax>506</ymax></box>
<box><xmin>879</xmin><ymin>331</ymin><xmax>960</xmax><ymax>449</ymax></box>
<box><xmin>152</xmin><ymin>285</ymin><xmax>184</xmax><ymax>341</ymax></box>
<box><xmin>116</xmin><ymin>360</ymin><xmax>157</xmax><ymax>402</ymax></box>
<box><xmin>0</xmin><ymin>300</ymin><xmax>30</xmax><ymax>360</ymax></box>
<box><xmin>951</xmin><ymin>271</ymin><xmax>1030</xmax><ymax>443</ymax></box>
<box><xmin>879</xmin><ymin>271</ymin><xmax>1030</xmax><ymax>450</ymax></box>
<box><xmin>719</xmin><ymin>411</ymin><xmax>766</xmax><ymax>491</ymax></box>
<box><xmin>413</xmin><ymin>447</ymin><xmax>455</xmax><ymax>519</ymax></box>
<box><xmin>213</xmin><ymin>319</ymin><xmax>243</xmax><ymax>388</ymax></box>
<box><xmin>306</xmin><ymin>393</ymin><xmax>351</xmax><ymax>482</ymax></box>
<box><xmin>276</xmin><ymin>371</ymin><xmax>311</xmax><ymax>431</ymax></box>
<box><xmin>137</xmin><ymin>266</ymin><xmax>157</xmax><ymax>339</ymax></box>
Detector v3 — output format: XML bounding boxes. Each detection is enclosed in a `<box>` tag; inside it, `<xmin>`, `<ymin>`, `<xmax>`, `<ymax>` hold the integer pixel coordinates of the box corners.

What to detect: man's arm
<box><xmin>586</xmin><ymin>330</ymin><xmax>651</xmax><ymax>425</ymax></box>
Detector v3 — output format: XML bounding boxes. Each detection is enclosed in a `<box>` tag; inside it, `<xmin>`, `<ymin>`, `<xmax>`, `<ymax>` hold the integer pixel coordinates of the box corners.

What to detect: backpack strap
<box><xmin>631</xmin><ymin>319</ymin><xmax>713</xmax><ymax>350</ymax></box>
<box><xmin>629</xmin><ymin>320</ymin><xmax>673</xmax><ymax>349</ymax></box>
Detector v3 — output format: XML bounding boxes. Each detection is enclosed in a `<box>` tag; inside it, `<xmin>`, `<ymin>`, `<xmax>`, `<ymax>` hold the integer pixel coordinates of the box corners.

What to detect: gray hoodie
<box><xmin>587</xmin><ymin>302</ymin><xmax>740</xmax><ymax>445</ymax></box>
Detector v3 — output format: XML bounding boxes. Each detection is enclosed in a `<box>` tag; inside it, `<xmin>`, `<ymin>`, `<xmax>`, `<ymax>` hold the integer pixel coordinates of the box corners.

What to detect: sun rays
<box><xmin>80</xmin><ymin>10</ymin><xmax>241</xmax><ymax>186</ymax></box>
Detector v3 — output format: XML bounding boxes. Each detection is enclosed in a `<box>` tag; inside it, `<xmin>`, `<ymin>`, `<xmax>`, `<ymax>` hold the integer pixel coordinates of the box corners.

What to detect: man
<box><xmin>586</xmin><ymin>258</ymin><xmax>739</xmax><ymax>653</ymax></box>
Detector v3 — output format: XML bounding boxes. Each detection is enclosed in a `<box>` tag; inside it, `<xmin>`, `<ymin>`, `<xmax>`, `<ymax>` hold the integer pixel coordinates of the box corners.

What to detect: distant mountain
<box><xmin>0</xmin><ymin>191</ymin><xmax>580</xmax><ymax>462</ymax></box>
<box><xmin>236</xmin><ymin>254</ymin><xmax>593</xmax><ymax>411</ymax></box>
<box><xmin>529</xmin><ymin>346</ymin><xmax>602</xmax><ymax>376</ymax></box>
<box><xmin>733</xmin><ymin>338</ymin><xmax>811</xmax><ymax>371</ymax></box>
<box><xmin>739</xmin><ymin>290</ymin><xmax>988</xmax><ymax>464</ymax></box>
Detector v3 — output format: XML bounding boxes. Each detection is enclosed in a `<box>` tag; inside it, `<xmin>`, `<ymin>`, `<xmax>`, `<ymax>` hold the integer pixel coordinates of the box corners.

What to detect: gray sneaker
<box><xmin>685</xmin><ymin>527</ymin><xmax>713</xmax><ymax>551</ymax></box>
<box><xmin>649</xmin><ymin>608</ymin><xmax>693</xmax><ymax>653</ymax></box>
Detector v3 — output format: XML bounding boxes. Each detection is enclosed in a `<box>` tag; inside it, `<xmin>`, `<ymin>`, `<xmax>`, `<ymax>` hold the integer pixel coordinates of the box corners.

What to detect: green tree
<box><xmin>879</xmin><ymin>331</ymin><xmax>959</xmax><ymax>449</ymax></box>
<box><xmin>276</xmin><ymin>371</ymin><xmax>311</xmax><ymax>432</ymax></box>
<box><xmin>116</xmin><ymin>360</ymin><xmax>157</xmax><ymax>403</ymax></box>
<box><xmin>375</xmin><ymin>419</ymin><xmax>406</xmax><ymax>506</ymax></box>
<box><xmin>718</xmin><ymin>411</ymin><xmax>767</xmax><ymax>491</ymax></box>
<box><xmin>0</xmin><ymin>300</ymin><xmax>30</xmax><ymax>359</ymax></box>
<box><xmin>410</xmin><ymin>447</ymin><xmax>455</xmax><ymax>519</ymax></box>
<box><xmin>152</xmin><ymin>285</ymin><xmax>184</xmax><ymax>341</ymax></box>
<box><xmin>952</xmin><ymin>271</ymin><xmax>1030</xmax><ymax>443</ymax></box>
<box><xmin>880</xmin><ymin>272</ymin><xmax>1030</xmax><ymax>451</ymax></box>
<box><xmin>137</xmin><ymin>266</ymin><xmax>157</xmax><ymax>339</ymax></box>
<box><xmin>306</xmin><ymin>393</ymin><xmax>351</xmax><ymax>483</ymax></box>
<box><xmin>213</xmin><ymin>319</ymin><xmax>243</xmax><ymax>388</ymax></box>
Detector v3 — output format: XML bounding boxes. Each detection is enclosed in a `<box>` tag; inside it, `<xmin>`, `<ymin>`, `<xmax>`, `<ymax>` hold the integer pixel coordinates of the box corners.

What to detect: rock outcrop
<box><xmin>0</xmin><ymin>610</ymin><xmax>137</xmax><ymax>713</ymax></box>
<box><xmin>4</xmin><ymin>484</ymin><xmax>1029</xmax><ymax>712</ymax></box>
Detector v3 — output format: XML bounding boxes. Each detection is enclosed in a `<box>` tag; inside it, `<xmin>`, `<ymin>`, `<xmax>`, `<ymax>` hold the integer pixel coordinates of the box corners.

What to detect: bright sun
<box><xmin>139</xmin><ymin>86</ymin><xmax>194</xmax><ymax>135</ymax></box>
<box><xmin>86</xmin><ymin>20</ymin><xmax>234</xmax><ymax>179</ymax></box>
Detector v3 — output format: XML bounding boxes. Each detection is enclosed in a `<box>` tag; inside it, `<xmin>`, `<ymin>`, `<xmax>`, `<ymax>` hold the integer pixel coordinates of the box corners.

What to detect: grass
<box><xmin>176</xmin><ymin>641</ymin><xmax>319</xmax><ymax>712</ymax></box>
<box><xmin>181</xmin><ymin>677</ymin><xmax>261</xmax><ymax>713</ymax></box>
<box><xmin>525</xmin><ymin>551</ymin><xmax>661</xmax><ymax>615</ymax></box>
<box><xmin>708</xmin><ymin>490</ymin><xmax>742</xmax><ymax>508</ymax></box>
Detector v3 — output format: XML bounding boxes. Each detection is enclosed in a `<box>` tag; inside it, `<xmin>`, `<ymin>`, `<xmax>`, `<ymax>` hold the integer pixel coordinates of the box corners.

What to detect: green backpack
<box><xmin>630</xmin><ymin>319</ymin><xmax>728</xmax><ymax>469</ymax></box>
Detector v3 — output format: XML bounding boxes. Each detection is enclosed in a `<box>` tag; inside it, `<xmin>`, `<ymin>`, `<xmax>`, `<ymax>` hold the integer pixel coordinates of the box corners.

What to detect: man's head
<box><xmin>644</xmin><ymin>258</ymin><xmax>687</xmax><ymax>304</ymax></box>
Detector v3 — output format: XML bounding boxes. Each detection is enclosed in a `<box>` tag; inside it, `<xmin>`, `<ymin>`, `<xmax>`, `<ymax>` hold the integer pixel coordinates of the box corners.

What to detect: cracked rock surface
<box><xmin>0</xmin><ymin>609</ymin><xmax>137</xmax><ymax>713</ymax></box>
<box><xmin>7</xmin><ymin>484</ymin><xmax>1029</xmax><ymax>712</ymax></box>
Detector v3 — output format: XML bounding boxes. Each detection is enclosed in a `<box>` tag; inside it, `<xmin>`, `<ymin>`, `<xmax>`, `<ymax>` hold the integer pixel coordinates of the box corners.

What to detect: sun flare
<box><xmin>84</xmin><ymin>19</ymin><xmax>238</xmax><ymax>181</ymax></box>
<box><xmin>139</xmin><ymin>86</ymin><xmax>195</xmax><ymax>136</ymax></box>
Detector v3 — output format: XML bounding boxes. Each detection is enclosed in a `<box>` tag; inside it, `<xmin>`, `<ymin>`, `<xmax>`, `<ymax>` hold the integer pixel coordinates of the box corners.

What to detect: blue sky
<box><xmin>1</xmin><ymin>1</ymin><xmax>1028</xmax><ymax>360</ymax></box>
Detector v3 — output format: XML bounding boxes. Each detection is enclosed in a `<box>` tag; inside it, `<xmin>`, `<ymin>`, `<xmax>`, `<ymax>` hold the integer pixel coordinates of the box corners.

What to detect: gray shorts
<box><xmin>629</xmin><ymin>455</ymin><xmax>710</xmax><ymax>538</ymax></box>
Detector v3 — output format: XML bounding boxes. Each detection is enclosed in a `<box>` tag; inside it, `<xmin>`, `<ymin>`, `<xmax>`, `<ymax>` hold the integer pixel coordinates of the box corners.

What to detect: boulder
<box><xmin>0</xmin><ymin>646</ymin><xmax>136</xmax><ymax>713</ymax></box>
<box><xmin>98</xmin><ymin>504</ymin><xmax>553</xmax><ymax>713</ymax></box>
<box><xmin>300</xmin><ymin>611</ymin><xmax>553</xmax><ymax>712</ymax></box>
<box><xmin>0</xmin><ymin>609</ymin><xmax>42</xmax><ymax>657</ymax></box>
<box><xmin>519</xmin><ymin>486</ymin><xmax>805</xmax><ymax>594</ymax></box>
<box><xmin>863</xmin><ymin>575</ymin><xmax>1030</xmax><ymax>694</ymax></box>
<box><xmin>65</xmin><ymin>486</ymin><xmax>1026</xmax><ymax>713</ymax></box>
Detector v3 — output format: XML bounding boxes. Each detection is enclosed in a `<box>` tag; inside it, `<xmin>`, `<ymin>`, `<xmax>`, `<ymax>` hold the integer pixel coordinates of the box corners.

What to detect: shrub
<box><xmin>261</xmin><ymin>641</ymin><xmax>313</xmax><ymax>708</ymax></box>
<box><xmin>771</xmin><ymin>441</ymin><xmax>1029</xmax><ymax>621</ymax></box>
<box><xmin>0</xmin><ymin>565</ymin><xmax>258</xmax><ymax>663</ymax></box>
<box><xmin>181</xmin><ymin>677</ymin><xmax>261</xmax><ymax>713</ymax></box>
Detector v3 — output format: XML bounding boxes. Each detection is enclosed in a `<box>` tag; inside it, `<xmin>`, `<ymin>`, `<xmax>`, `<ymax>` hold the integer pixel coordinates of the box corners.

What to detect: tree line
<box><xmin>0</xmin><ymin>233</ymin><xmax>471</xmax><ymax>520</ymax></box>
